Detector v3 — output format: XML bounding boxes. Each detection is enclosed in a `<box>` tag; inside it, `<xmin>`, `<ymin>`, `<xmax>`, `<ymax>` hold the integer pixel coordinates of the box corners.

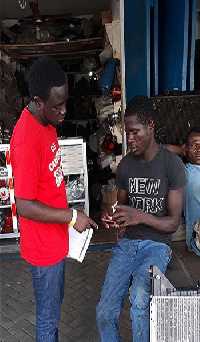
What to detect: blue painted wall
<box><xmin>124</xmin><ymin>0</ymin><xmax>151</xmax><ymax>103</ymax></box>
<box><xmin>124</xmin><ymin>0</ymin><xmax>196</xmax><ymax>102</ymax></box>
<box><xmin>158</xmin><ymin>0</ymin><xmax>189</xmax><ymax>94</ymax></box>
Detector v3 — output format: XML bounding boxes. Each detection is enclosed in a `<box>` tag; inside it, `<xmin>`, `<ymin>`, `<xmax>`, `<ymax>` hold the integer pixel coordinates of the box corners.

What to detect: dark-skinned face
<box><xmin>35</xmin><ymin>83</ymin><xmax>68</xmax><ymax>126</ymax></box>
<box><xmin>186</xmin><ymin>132</ymin><xmax>200</xmax><ymax>165</ymax></box>
<box><xmin>125</xmin><ymin>115</ymin><xmax>153</xmax><ymax>158</ymax></box>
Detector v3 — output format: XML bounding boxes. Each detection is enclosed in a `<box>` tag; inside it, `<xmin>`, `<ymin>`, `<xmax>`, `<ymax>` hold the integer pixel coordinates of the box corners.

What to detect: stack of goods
<box><xmin>1</xmin><ymin>1</ymin><xmax>103</xmax><ymax>45</ymax></box>
<box><xmin>0</xmin><ymin>151</ymin><xmax>13</xmax><ymax>233</ymax></box>
<box><xmin>0</xmin><ymin>179</ymin><xmax>10</xmax><ymax>206</ymax></box>
<box><xmin>65</xmin><ymin>177</ymin><xmax>85</xmax><ymax>203</ymax></box>
<box><xmin>0</xmin><ymin>121</ymin><xmax>12</xmax><ymax>144</ymax></box>
<box><xmin>0</xmin><ymin>208</ymin><xmax>13</xmax><ymax>234</ymax></box>
<box><xmin>0</xmin><ymin>60</ymin><xmax>21</xmax><ymax>132</ymax></box>
<box><xmin>0</xmin><ymin>121</ymin><xmax>3</xmax><ymax>144</ymax></box>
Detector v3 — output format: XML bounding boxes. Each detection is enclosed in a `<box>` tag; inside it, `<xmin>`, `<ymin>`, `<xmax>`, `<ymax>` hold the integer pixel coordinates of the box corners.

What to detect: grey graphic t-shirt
<box><xmin>115</xmin><ymin>146</ymin><xmax>187</xmax><ymax>244</ymax></box>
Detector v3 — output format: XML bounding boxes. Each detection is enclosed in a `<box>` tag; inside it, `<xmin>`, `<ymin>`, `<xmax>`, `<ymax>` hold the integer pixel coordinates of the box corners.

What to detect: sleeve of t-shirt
<box><xmin>167</xmin><ymin>153</ymin><xmax>187</xmax><ymax>190</ymax></box>
<box><xmin>12</xmin><ymin>142</ymin><xmax>41</xmax><ymax>200</ymax></box>
<box><xmin>115</xmin><ymin>159</ymin><xmax>126</xmax><ymax>190</ymax></box>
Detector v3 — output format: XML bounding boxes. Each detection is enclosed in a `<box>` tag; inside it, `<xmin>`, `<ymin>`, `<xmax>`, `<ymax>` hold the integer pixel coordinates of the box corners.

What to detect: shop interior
<box><xmin>0</xmin><ymin>0</ymin><xmax>122</xmax><ymax>244</ymax></box>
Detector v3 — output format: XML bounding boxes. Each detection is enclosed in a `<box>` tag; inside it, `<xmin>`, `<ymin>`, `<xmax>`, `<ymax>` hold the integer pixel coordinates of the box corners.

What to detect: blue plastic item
<box><xmin>99</xmin><ymin>58</ymin><xmax>118</xmax><ymax>92</ymax></box>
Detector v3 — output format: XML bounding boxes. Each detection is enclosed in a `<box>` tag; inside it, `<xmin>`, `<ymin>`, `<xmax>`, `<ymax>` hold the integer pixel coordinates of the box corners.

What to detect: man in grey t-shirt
<box><xmin>96</xmin><ymin>95</ymin><xmax>186</xmax><ymax>342</ymax></box>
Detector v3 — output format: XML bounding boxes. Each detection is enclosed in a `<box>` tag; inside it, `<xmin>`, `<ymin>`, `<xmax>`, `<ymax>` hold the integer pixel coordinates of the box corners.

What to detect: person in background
<box><xmin>96</xmin><ymin>95</ymin><xmax>186</xmax><ymax>342</ymax></box>
<box><xmin>10</xmin><ymin>56</ymin><xmax>98</xmax><ymax>342</ymax></box>
<box><xmin>166</xmin><ymin>127</ymin><xmax>200</xmax><ymax>256</ymax></box>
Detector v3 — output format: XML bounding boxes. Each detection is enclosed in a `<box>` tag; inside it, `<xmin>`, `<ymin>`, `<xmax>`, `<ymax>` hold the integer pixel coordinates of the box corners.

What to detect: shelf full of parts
<box><xmin>0</xmin><ymin>144</ymin><xmax>19</xmax><ymax>238</ymax></box>
<box><xmin>0</xmin><ymin>139</ymin><xmax>89</xmax><ymax>238</ymax></box>
<box><xmin>0</xmin><ymin>2</ymin><xmax>123</xmax><ymax>237</ymax></box>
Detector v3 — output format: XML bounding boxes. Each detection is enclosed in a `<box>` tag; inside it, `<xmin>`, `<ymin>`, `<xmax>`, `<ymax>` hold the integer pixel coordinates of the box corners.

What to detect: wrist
<box><xmin>69</xmin><ymin>209</ymin><xmax>77</xmax><ymax>226</ymax></box>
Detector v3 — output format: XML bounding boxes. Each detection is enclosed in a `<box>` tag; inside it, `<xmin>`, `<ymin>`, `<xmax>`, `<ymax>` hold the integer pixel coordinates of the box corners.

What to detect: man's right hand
<box><xmin>101</xmin><ymin>208</ymin><xmax>119</xmax><ymax>229</ymax></box>
<box><xmin>74</xmin><ymin>211</ymin><xmax>98</xmax><ymax>233</ymax></box>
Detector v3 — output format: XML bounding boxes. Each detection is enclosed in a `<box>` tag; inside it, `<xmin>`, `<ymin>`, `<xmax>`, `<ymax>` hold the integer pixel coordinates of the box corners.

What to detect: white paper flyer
<box><xmin>67</xmin><ymin>225</ymin><xmax>93</xmax><ymax>263</ymax></box>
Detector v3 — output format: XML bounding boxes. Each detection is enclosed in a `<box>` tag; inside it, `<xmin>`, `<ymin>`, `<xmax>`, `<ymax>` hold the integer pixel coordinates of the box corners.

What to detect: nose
<box><xmin>196</xmin><ymin>144</ymin><xmax>200</xmax><ymax>152</ymax></box>
<box><xmin>60</xmin><ymin>104</ymin><xmax>66</xmax><ymax>116</ymax></box>
<box><xmin>127</xmin><ymin>132</ymin><xmax>135</xmax><ymax>141</ymax></box>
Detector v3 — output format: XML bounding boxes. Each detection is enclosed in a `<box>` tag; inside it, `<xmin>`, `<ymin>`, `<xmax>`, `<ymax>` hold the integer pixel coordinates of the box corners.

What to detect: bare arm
<box><xmin>165</xmin><ymin>144</ymin><xmax>186</xmax><ymax>157</ymax></box>
<box><xmin>117</xmin><ymin>189</ymin><xmax>129</xmax><ymax>205</ymax></box>
<box><xmin>112</xmin><ymin>187</ymin><xmax>184</xmax><ymax>233</ymax></box>
<box><xmin>16</xmin><ymin>197</ymin><xmax>98</xmax><ymax>232</ymax></box>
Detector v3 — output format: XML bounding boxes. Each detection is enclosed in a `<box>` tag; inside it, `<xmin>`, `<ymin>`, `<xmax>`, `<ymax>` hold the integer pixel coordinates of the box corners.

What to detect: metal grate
<box><xmin>150</xmin><ymin>295</ymin><xmax>200</xmax><ymax>341</ymax></box>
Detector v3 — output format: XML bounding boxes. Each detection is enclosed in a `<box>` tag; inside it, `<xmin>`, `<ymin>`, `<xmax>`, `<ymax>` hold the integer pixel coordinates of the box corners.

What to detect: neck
<box><xmin>139</xmin><ymin>140</ymin><xmax>160</xmax><ymax>163</ymax></box>
<box><xmin>27</xmin><ymin>102</ymin><xmax>47</xmax><ymax>126</ymax></box>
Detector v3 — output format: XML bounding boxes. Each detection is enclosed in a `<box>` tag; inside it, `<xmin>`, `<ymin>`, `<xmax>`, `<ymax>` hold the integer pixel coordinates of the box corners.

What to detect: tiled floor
<box><xmin>1</xmin><ymin>240</ymin><xmax>200</xmax><ymax>341</ymax></box>
<box><xmin>0</xmin><ymin>249</ymin><xmax>132</xmax><ymax>341</ymax></box>
<box><xmin>1</xmin><ymin>202</ymin><xmax>200</xmax><ymax>341</ymax></box>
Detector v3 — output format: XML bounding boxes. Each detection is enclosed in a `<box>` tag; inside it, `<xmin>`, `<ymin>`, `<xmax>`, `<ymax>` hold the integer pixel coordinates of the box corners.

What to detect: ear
<box><xmin>148</xmin><ymin>120</ymin><xmax>154</xmax><ymax>132</ymax></box>
<box><xmin>34</xmin><ymin>96</ymin><xmax>44</xmax><ymax>111</ymax></box>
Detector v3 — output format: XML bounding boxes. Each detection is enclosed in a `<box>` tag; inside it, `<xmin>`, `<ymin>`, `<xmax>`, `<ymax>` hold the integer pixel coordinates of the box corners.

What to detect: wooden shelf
<box><xmin>0</xmin><ymin>37</ymin><xmax>104</xmax><ymax>61</ymax></box>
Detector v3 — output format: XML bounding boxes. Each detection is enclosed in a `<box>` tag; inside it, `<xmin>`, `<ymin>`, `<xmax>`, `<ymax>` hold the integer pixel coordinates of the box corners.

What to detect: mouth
<box><xmin>129</xmin><ymin>145</ymin><xmax>137</xmax><ymax>153</ymax></box>
<box><xmin>58</xmin><ymin>118</ymin><xmax>64</xmax><ymax>123</ymax></box>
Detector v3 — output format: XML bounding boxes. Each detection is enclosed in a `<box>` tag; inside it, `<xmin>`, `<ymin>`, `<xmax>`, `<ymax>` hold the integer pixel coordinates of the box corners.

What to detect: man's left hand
<box><xmin>112</xmin><ymin>205</ymin><xmax>143</xmax><ymax>227</ymax></box>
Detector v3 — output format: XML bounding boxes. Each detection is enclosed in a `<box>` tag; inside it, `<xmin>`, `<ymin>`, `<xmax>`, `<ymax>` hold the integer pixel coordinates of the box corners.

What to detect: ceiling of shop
<box><xmin>0</xmin><ymin>0</ymin><xmax>111</xmax><ymax>20</ymax></box>
<box><xmin>2</xmin><ymin>0</ymin><xmax>200</xmax><ymax>21</ymax></box>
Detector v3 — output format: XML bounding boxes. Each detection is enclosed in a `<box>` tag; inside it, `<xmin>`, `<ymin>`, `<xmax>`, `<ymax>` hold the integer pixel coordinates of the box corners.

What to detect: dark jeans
<box><xmin>30</xmin><ymin>258</ymin><xmax>65</xmax><ymax>342</ymax></box>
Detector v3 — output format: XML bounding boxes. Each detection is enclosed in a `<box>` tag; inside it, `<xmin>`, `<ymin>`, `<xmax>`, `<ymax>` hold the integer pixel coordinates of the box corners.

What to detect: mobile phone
<box><xmin>101</xmin><ymin>218</ymin><xmax>115</xmax><ymax>224</ymax></box>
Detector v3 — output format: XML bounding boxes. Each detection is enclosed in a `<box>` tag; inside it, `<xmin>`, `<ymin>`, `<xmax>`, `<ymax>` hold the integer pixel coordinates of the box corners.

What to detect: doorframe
<box><xmin>120</xmin><ymin>0</ymin><xmax>126</xmax><ymax>157</ymax></box>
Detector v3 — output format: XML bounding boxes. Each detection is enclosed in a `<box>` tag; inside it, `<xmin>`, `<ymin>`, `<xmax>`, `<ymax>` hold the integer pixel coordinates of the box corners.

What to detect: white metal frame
<box><xmin>58</xmin><ymin>138</ymin><xmax>89</xmax><ymax>216</ymax></box>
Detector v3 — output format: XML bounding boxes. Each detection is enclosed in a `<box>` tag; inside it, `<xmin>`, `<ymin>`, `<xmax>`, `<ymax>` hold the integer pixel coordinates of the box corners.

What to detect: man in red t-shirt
<box><xmin>10</xmin><ymin>56</ymin><xmax>97</xmax><ymax>342</ymax></box>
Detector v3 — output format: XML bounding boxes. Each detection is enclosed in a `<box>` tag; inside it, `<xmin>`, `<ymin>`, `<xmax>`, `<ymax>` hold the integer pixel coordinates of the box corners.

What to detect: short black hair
<box><xmin>125</xmin><ymin>95</ymin><xmax>154</xmax><ymax>125</ymax></box>
<box><xmin>28</xmin><ymin>56</ymin><xmax>66</xmax><ymax>103</ymax></box>
<box><xmin>186</xmin><ymin>126</ymin><xmax>200</xmax><ymax>144</ymax></box>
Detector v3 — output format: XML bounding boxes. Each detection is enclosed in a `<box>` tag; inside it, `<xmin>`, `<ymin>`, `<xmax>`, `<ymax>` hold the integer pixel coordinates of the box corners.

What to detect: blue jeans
<box><xmin>96</xmin><ymin>239</ymin><xmax>171</xmax><ymax>342</ymax></box>
<box><xmin>30</xmin><ymin>258</ymin><xmax>66</xmax><ymax>342</ymax></box>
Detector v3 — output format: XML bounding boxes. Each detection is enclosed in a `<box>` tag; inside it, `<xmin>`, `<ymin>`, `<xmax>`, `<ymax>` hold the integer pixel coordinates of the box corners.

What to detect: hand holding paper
<box><xmin>67</xmin><ymin>210</ymin><xmax>97</xmax><ymax>262</ymax></box>
<box><xmin>73</xmin><ymin>210</ymin><xmax>98</xmax><ymax>232</ymax></box>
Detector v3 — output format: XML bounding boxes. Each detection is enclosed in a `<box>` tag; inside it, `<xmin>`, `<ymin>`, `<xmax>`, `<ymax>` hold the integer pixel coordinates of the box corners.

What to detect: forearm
<box><xmin>117</xmin><ymin>189</ymin><xmax>129</xmax><ymax>205</ymax></box>
<box><xmin>165</xmin><ymin>144</ymin><xmax>185</xmax><ymax>156</ymax></box>
<box><xmin>139</xmin><ymin>211</ymin><xmax>181</xmax><ymax>233</ymax></box>
<box><xmin>16</xmin><ymin>198</ymin><xmax>73</xmax><ymax>223</ymax></box>
<box><xmin>114</xmin><ymin>189</ymin><xmax>184</xmax><ymax>233</ymax></box>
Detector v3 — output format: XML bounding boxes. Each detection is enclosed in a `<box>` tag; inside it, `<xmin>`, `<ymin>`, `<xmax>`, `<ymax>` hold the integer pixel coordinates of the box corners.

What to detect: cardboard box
<box><xmin>102</xmin><ymin>18</ymin><xmax>112</xmax><ymax>25</ymax></box>
<box><xmin>172</xmin><ymin>217</ymin><xmax>186</xmax><ymax>241</ymax></box>
<box><xmin>103</xmin><ymin>189</ymin><xmax>118</xmax><ymax>205</ymax></box>
<box><xmin>101</xmin><ymin>10</ymin><xmax>112</xmax><ymax>19</ymax></box>
<box><xmin>101</xmin><ymin>10</ymin><xmax>112</xmax><ymax>25</ymax></box>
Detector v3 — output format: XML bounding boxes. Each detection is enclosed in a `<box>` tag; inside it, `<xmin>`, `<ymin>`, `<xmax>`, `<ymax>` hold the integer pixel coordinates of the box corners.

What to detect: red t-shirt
<box><xmin>10</xmin><ymin>107</ymin><xmax>69</xmax><ymax>266</ymax></box>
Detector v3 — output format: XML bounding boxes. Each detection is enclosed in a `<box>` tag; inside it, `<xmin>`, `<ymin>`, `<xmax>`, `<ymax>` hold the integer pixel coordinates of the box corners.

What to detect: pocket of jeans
<box><xmin>30</xmin><ymin>265</ymin><xmax>46</xmax><ymax>279</ymax></box>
